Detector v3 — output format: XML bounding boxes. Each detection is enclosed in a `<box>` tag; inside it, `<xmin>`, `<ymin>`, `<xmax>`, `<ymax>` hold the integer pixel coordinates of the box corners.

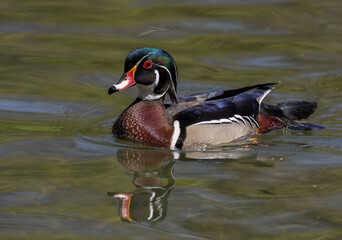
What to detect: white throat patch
<box><xmin>137</xmin><ymin>70</ymin><xmax>168</xmax><ymax>100</ymax></box>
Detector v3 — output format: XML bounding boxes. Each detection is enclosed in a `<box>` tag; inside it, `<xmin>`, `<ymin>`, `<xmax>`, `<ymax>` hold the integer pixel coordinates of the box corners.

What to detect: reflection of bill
<box><xmin>108</xmin><ymin>149</ymin><xmax>175</xmax><ymax>223</ymax></box>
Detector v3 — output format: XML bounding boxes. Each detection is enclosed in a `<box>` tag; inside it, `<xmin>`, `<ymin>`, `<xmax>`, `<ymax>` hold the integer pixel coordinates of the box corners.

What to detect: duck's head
<box><xmin>108</xmin><ymin>47</ymin><xmax>178</xmax><ymax>103</ymax></box>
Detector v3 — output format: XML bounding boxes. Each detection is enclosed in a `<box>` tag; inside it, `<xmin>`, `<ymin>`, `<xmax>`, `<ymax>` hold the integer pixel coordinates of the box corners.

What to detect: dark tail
<box><xmin>277</xmin><ymin>101</ymin><xmax>317</xmax><ymax>120</ymax></box>
<box><xmin>257</xmin><ymin>101</ymin><xmax>323</xmax><ymax>134</ymax></box>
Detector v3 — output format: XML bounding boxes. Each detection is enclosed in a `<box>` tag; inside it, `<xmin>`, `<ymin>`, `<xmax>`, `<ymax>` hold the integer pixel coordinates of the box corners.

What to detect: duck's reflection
<box><xmin>108</xmin><ymin>145</ymin><xmax>276</xmax><ymax>223</ymax></box>
<box><xmin>108</xmin><ymin>149</ymin><xmax>175</xmax><ymax>223</ymax></box>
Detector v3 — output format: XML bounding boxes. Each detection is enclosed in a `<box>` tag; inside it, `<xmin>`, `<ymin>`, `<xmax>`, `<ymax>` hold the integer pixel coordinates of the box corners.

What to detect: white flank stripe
<box><xmin>234</xmin><ymin>115</ymin><xmax>246</xmax><ymax>124</ymax></box>
<box><xmin>208</xmin><ymin>120</ymin><xmax>221</xmax><ymax>124</ymax></box>
<box><xmin>192</xmin><ymin>120</ymin><xmax>219</xmax><ymax>126</ymax></box>
<box><xmin>229</xmin><ymin>117</ymin><xmax>239</xmax><ymax>123</ymax></box>
<box><xmin>170</xmin><ymin>120</ymin><xmax>181</xmax><ymax>149</ymax></box>
<box><xmin>243</xmin><ymin>116</ymin><xmax>253</xmax><ymax>128</ymax></box>
<box><xmin>190</xmin><ymin>115</ymin><xmax>257</xmax><ymax>127</ymax></box>
<box><xmin>250</xmin><ymin>117</ymin><xmax>259</xmax><ymax>127</ymax></box>
<box><xmin>219</xmin><ymin>118</ymin><xmax>232</xmax><ymax>123</ymax></box>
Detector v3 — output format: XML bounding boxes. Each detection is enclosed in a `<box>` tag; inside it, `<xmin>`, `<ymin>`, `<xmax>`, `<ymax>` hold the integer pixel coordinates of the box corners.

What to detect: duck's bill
<box><xmin>108</xmin><ymin>66</ymin><xmax>137</xmax><ymax>95</ymax></box>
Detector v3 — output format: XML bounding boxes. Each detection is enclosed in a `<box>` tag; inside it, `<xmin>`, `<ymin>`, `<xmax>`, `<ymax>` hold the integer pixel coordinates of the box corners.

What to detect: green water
<box><xmin>0</xmin><ymin>0</ymin><xmax>341</xmax><ymax>239</ymax></box>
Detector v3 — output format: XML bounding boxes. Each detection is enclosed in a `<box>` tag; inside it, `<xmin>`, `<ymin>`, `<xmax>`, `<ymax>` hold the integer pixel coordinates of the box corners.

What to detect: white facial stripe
<box><xmin>137</xmin><ymin>70</ymin><xmax>169</xmax><ymax>100</ymax></box>
<box><xmin>157</xmin><ymin>64</ymin><xmax>177</xmax><ymax>95</ymax></box>
<box><xmin>136</xmin><ymin>52</ymin><xmax>157</xmax><ymax>66</ymax></box>
<box><xmin>134</xmin><ymin>53</ymin><xmax>176</xmax><ymax>101</ymax></box>
<box><xmin>153</xmin><ymin>69</ymin><xmax>160</xmax><ymax>87</ymax></box>
<box><xmin>170</xmin><ymin>120</ymin><xmax>181</xmax><ymax>149</ymax></box>
<box><xmin>157</xmin><ymin>65</ymin><xmax>172</xmax><ymax>84</ymax></box>
<box><xmin>136</xmin><ymin>70</ymin><xmax>158</xmax><ymax>100</ymax></box>
<box><xmin>131</xmin><ymin>52</ymin><xmax>177</xmax><ymax>102</ymax></box>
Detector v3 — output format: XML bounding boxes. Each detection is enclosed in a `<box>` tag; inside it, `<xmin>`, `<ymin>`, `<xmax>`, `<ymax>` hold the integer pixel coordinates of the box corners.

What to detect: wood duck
<box><xmin>108</xmin><ymin>47</ymin><xmax>321</xmax><ymax>150</ymax></box>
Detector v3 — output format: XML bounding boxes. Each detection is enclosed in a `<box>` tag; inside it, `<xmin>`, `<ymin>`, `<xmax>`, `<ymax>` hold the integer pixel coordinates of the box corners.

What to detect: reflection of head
<box><xmin>109</xmin><ymin>149</ymin><xmax>176</xmax><ymax>224</ymax></box>
<box><xmin>111</xmin><ymin>193</ymin><xmax>133</xmax><ymax>222</ymax></box>
<box><xmin>110</xmin><ymin>185</ymin><xmax>172</xmax><ymax>223</ymax></box>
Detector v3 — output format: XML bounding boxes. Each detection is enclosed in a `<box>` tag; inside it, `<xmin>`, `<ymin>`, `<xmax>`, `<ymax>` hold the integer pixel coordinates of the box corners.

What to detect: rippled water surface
<box><xmin>1</xmin><ymin>0</ymin><xmax>341</xmax><ymax>239</ymax></box>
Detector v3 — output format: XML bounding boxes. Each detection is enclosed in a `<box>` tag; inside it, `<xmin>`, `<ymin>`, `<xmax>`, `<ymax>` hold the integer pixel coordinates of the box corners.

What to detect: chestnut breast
<box><xmin>113</xmin><ymin>100</ymin><xmax>173</xmax><ymax>147</ymax></box>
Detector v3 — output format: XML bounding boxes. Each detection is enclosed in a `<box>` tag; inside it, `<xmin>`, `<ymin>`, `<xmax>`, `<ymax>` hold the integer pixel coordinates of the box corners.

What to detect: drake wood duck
<box><xmin>108</xmin><ymin>48</ymin><xmax>321</xmax><ymax>150</ymax></box>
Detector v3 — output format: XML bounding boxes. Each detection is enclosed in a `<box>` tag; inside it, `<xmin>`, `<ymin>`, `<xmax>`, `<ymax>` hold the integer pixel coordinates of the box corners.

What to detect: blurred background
<box><xmin>0</xmin><ymin>0</ymin><xmax>341</xmax><ymax>239</ymax></box>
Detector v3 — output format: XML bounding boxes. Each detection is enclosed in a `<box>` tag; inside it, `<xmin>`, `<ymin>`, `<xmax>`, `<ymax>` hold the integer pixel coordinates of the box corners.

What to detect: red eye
<box><xmin>143</xmin><ymin>60</ymin><xmax>153</xmax><ymax>69</ymax></box>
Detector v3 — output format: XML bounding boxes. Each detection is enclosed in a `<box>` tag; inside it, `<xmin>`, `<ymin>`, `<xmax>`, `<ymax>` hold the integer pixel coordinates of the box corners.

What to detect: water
<box><xmin>0</xmin><ymin>0</ymin><xmax>341</xmax><ymax>239</ymax></box>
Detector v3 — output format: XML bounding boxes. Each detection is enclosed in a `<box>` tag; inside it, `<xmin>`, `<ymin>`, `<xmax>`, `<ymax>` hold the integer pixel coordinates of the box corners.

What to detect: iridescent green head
<box><xmin>108</xmin><ymin>47</ymin><xmax>178</xmax><ymax>103</ymax></box>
